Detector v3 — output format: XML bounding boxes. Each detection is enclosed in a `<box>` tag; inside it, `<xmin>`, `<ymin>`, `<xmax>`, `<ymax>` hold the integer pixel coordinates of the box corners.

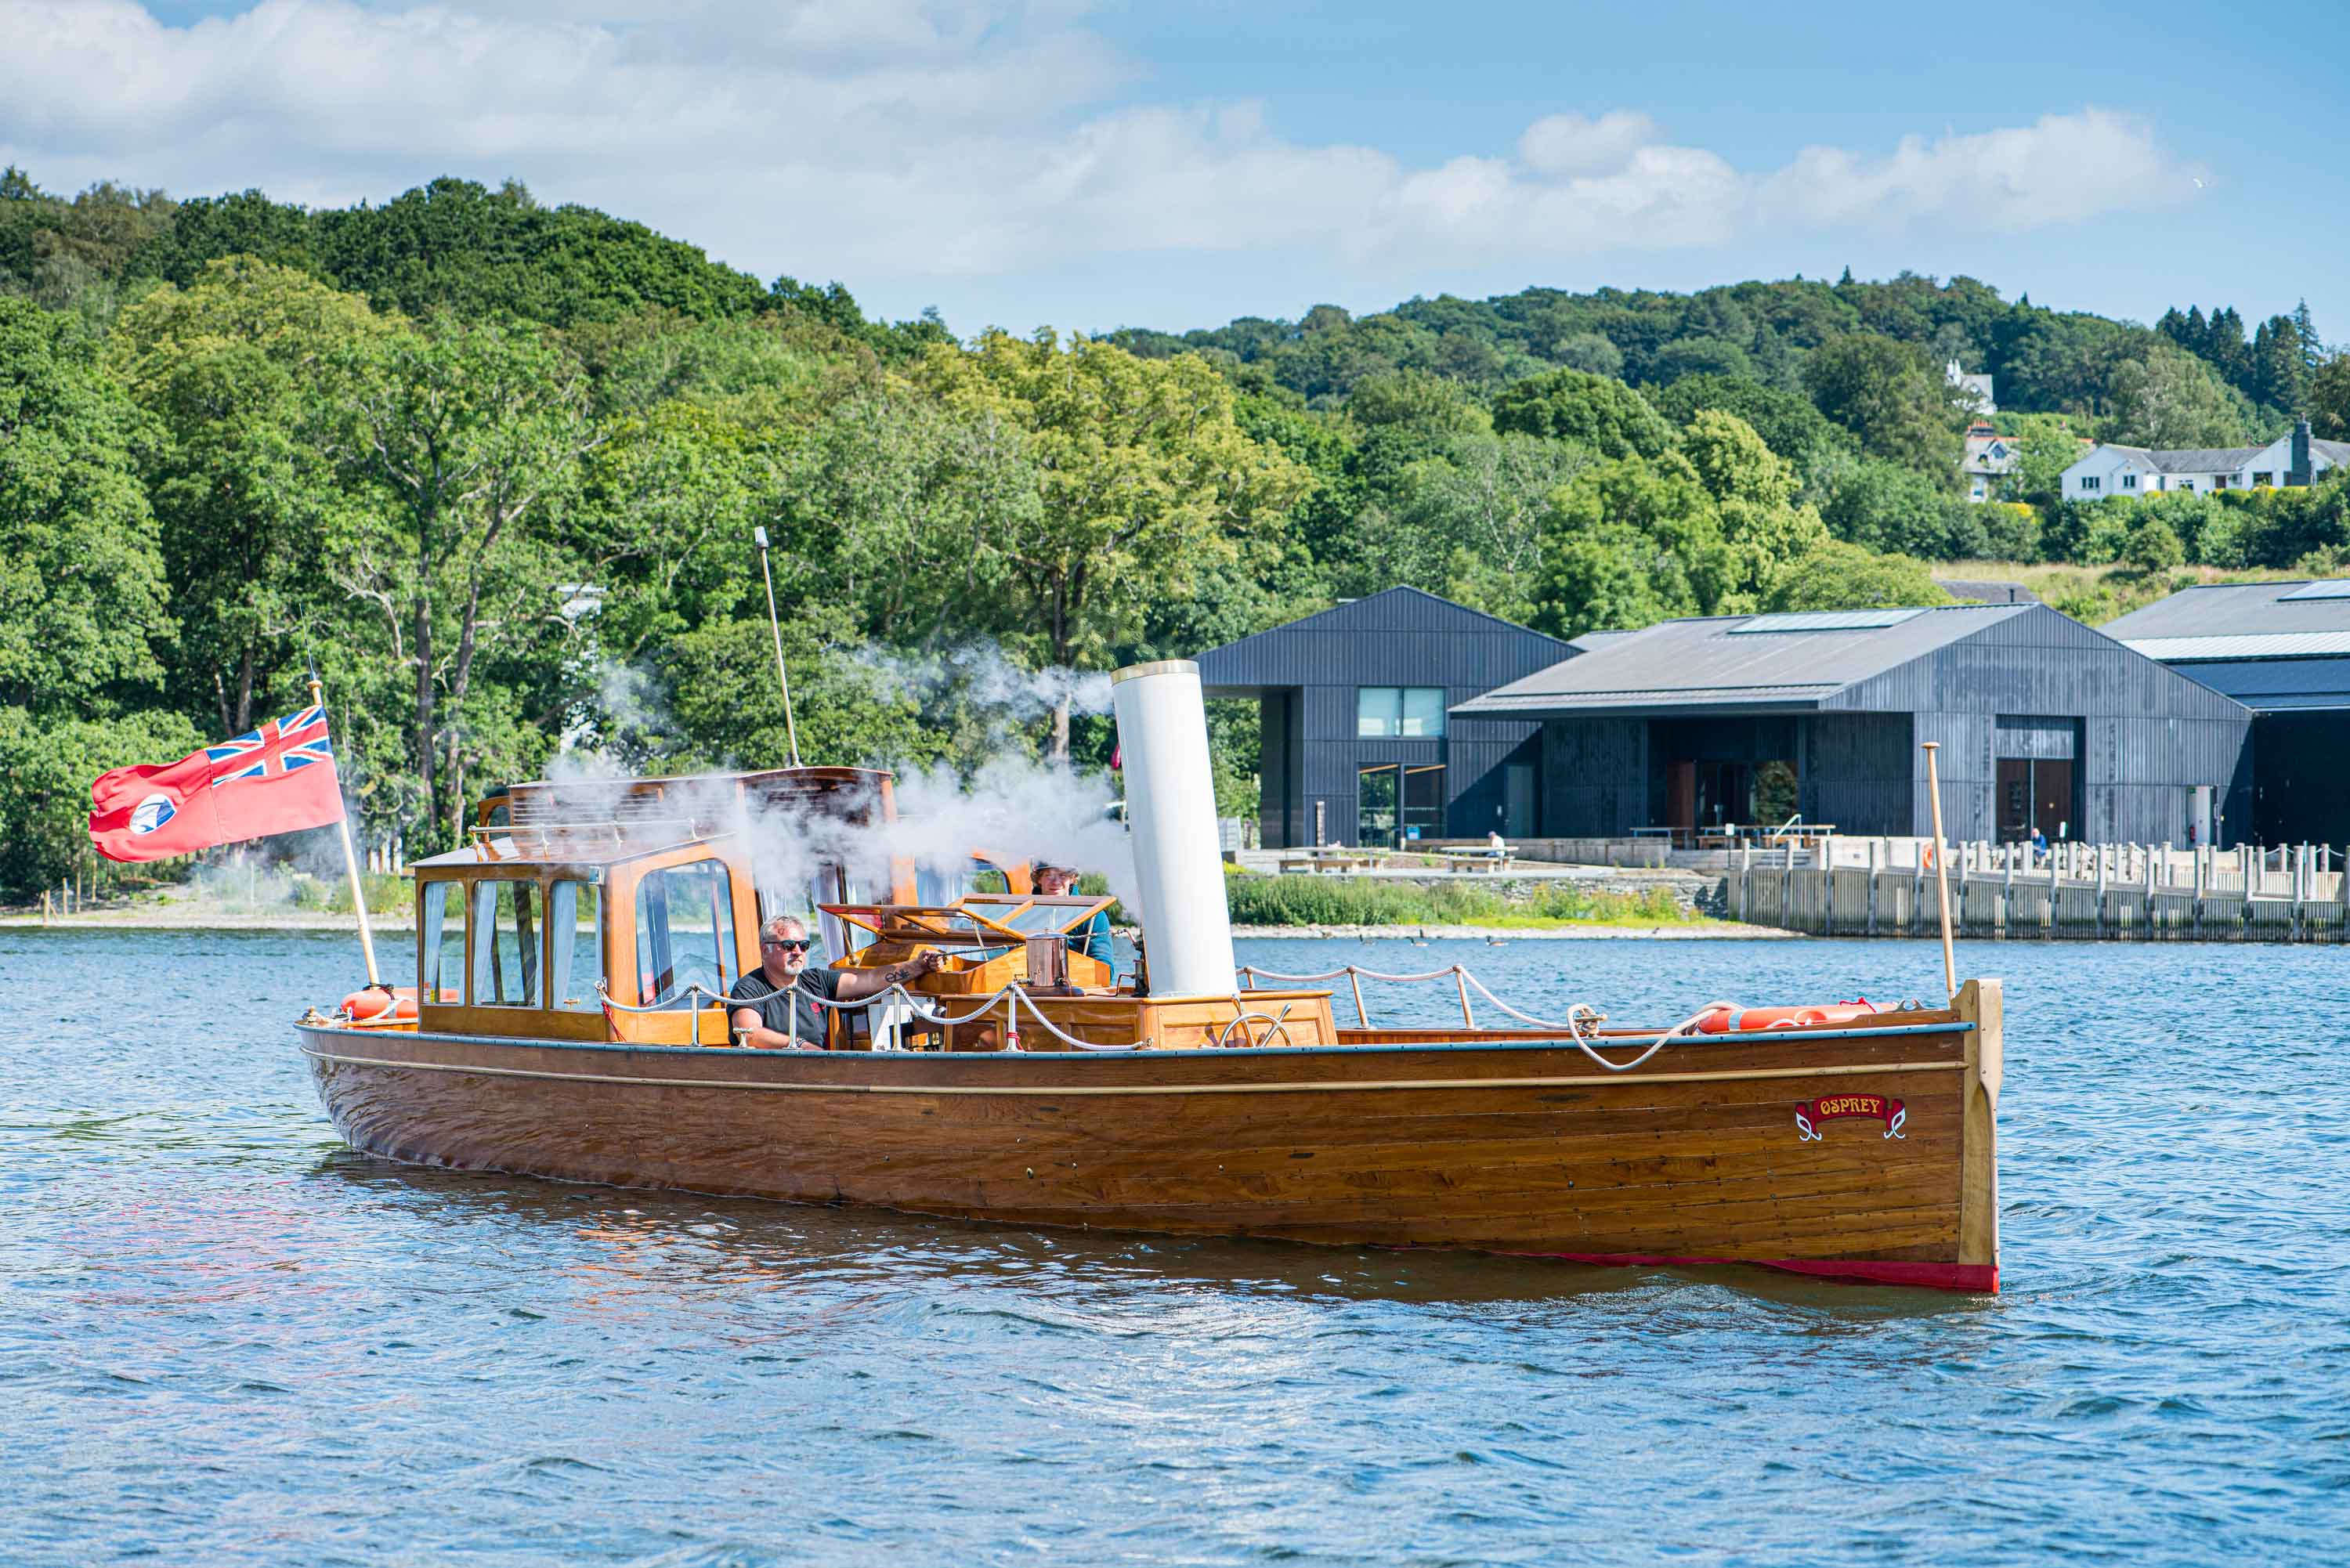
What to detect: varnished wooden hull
<box><xmin>294</xmin><ymin>988</ymin><xmax>2001</xmax><ymax>1292</ymax></box>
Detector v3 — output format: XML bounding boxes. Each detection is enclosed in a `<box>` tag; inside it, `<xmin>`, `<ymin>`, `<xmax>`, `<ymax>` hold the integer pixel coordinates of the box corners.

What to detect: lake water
<box><xmin>2</xmin><ymin>928</ymin><xmax>2344</xmax><ymax>1566</ymax></box>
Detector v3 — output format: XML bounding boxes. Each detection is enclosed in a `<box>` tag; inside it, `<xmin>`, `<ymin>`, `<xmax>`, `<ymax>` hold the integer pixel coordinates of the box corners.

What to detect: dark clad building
<box><xmin>1454</xmin><ymin>604</ymin><xmax>2254</xmax><ymax>846</ymax></box>
<box><xmin>2104</xmin><ymin>579</ymin><xmax>2350</xmax><ymax>847</ymax></box>
<box><xmin>1194</xmin><ymin>587</ymin><xmax>1576</xmax><ymax>847</ymax></box>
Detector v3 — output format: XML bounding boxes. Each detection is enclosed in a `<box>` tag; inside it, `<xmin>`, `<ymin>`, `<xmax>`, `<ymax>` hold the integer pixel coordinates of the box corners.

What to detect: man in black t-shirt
<box><xmin>728</xmin><ymin>914</ymin><xmax>942</xmax><ymax>1050</ymax></box>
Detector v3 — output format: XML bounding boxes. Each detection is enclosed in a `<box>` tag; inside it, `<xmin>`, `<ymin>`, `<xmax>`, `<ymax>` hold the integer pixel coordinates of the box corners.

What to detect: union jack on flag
<box><xmin>90</xmin><ymin>702</ymin><xmax>347</xmax><ymax>862</ymax></box>
<box><xmin>208</xmin><ymin>706</ymin><xmax>332</xmax><ymax>786</ymax></box>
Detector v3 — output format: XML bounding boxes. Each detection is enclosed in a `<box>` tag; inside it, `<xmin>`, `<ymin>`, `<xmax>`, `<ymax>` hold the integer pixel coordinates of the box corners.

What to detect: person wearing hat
<box><xmin>1032</xmin><ymin>862</ymin><xmax>1115</xmax><ymax>968</ymax></box>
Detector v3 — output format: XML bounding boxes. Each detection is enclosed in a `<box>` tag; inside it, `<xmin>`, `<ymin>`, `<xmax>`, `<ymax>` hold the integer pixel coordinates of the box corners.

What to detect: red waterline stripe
<box><xmin>1517</xmin><ymin>1251</ymin><xmax>1998</xmax><ymax>1294</ymax></box>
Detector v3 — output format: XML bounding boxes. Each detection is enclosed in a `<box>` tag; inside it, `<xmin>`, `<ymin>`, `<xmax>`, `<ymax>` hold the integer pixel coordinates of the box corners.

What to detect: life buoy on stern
<box><xmin>1695</xmin><ymin>999</ymin><xmax>1884</xmax><ymax>1034</ymax></box>
<box><xmin>339</xmin><ymin>987</ymin><xmax>418</xmax><ymax>1024</ymax></box>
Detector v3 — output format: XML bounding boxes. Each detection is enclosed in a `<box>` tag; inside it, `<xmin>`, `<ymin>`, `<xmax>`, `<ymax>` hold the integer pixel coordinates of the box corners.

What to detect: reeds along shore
<box><xmin>1727</xmin><ymin>839</ymin><xmax>2348</xmax><ymax>941</ymax></box>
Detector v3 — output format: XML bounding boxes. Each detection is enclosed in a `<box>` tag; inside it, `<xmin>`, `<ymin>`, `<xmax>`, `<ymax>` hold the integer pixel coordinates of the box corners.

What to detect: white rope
<box><xmin>1452</xmin><ymin>970</ymin><xmax>1739</xmax><ymax>1072</ymax></box>
<box><xmin>597</xmin><ymin>966</ymin><xmax>1734</xmax><ymax>1070</ymax></box>
<box><xmin>1238</xmin><ymin>963</ymin><xmax>1462</xmax><ymax>985</ymax></box>
<box><xmin>1237</xmin><ymin>963</ymin><xmax>1738</xmax><ymax>1074</ymax></box>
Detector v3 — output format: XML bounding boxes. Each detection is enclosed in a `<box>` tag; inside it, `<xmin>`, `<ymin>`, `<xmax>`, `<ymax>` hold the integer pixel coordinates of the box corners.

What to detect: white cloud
<box><xmin>1517</xmin><ymin>111</ymin><xmax>1658</xmax><ymax>177</ymax></box>
<box><xmin>0</xmin><ymin>1</ymin><xmax>2200</xmax><ymax>312</ymax></box>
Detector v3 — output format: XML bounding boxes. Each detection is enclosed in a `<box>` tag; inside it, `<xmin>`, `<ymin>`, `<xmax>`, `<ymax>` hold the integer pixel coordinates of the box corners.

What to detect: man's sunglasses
<box><xmin>761</xmin><ymin>938</ymin><xmax>812</xmax><ymax>952</ymax></box>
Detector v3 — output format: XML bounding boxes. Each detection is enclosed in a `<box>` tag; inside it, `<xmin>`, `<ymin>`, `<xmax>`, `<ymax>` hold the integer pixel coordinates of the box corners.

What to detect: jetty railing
<box><xmin>1724</xmin><ymin>836</ymin><xmax>2347</xmax><ymax>942</ymax></box>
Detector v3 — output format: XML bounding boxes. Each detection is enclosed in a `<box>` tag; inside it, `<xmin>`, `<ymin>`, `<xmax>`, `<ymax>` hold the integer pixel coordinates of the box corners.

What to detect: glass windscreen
<box><xmin>472</xmin><ymin>880</ymin><xmax>542</xmax><ymax>1007</ymax></box>
<box><xmin>634</xmin><ymin>860</ymin><xmax>736</xmax><ymax>1006</ymax></box>
<box><xmin>419</xmin><ymin>880</ymin><xmax>465</xmax><ymax>1004</ymax></box>
<box><xmin>548</xmin><ymin>881</ymin><xmax>605</xmax><ymax>1013</ymax></box>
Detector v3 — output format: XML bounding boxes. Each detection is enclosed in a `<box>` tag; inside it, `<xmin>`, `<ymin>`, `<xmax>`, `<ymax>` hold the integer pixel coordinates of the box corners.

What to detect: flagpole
<box><xmin>310</xmin><ymin>664</ymin><xmax>381</xmax><ymax>988</ymax></box>
<box><xmin>753</xmin><ymin>525</ymin><xmax>804</xmax><ymax>768</ymax></box>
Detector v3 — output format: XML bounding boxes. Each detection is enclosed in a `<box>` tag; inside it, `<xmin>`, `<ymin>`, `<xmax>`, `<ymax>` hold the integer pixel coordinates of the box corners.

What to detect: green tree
<box><xmin>2105</xmin><ymin>341</ymin><xmax>2254</xmax><ymax>447</ymax></box>
<box><xmin>1491</xmin><ymin>367</ymin><xmax>1675</xmax><ymax>458</ymax></box>
<box><xmin>108</xmin><ymin>257</ymin><xmax>391</xmax><ymax>735</ymax></box>
<box><xmin>0</xmin><ymin>298</ymin><xmax>175</xmax><ymax>715</ymax></box>
<box><xmin>1532</xmin><ymin>451</ymin><xmax>1738</xmax><ymax>635</ymax></box>
<box><xmin>2122</xmin><ymin>515</ymin><xmax>2186</xmax><ymax>574</ymax></box>
<box><xmin>1820</xmin><ymin>458</ymin><xmax>1970</xmax><ymax>557</ymax></box>
<box><xmin>1647</xmin><ymin>373</ymin><xmax>1851</xmax><ymax>492</ymax></box>
<box><xmin>1678</xmin><ymin>410</ymin><xmax>1828</xmax><ymax>599</ymax></box>
<box><xmin>1760</xmin><ymin>543</ymin><xmax>1954</xmax><ymax>612</ymax></box>
<box><xmin>313</xmin><ymin>318</ymin><xmax>602</xmax><ymax>847</ymax></box>
<box><xmin>1802</xmin><ymin>332</ymin><xmax>1964</xmax><ymax>482</ymax></box>
<box><xmin>2308</xmin><ymin>352</ymin><xmax>2350</xmax><ymax>441</ymax></box>
<box><xmin>0</xmin><ymin>295</ymin><xmax>190</xmax><ymax>894</ymax></box>
<box><xmin>913</xmin><ymin>332</ymin><xmax>1312</xmax><ymax>757</ymax></box>
<box><xmin>1341</xmin><ymin>433</ymin><xmax>1588</xmax><ymax>621</ymax></box>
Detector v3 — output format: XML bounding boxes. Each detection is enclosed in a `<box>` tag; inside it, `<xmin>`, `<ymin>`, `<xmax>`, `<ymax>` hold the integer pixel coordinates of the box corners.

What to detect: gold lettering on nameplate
<box><xmin>1794</xmin><ymin>1093</ymin><xmax>1906</xmax><ymax>1142</ymax></box>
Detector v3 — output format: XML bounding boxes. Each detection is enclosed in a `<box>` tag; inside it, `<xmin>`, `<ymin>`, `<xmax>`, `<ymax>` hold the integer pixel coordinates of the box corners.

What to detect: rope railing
<box><xmin>593</xmin><ymin>963</ymin><xmax>1734</xmax><ymax>1071</ymax></box>
<box><xmin>1237</xmin><ymin>962</ymin><xmax>1738</xmax><ymax>1074</ymax></box>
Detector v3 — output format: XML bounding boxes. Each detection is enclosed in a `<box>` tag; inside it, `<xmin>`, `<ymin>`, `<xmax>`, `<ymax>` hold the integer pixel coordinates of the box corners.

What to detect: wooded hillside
<box><xmin>5</xmin><ymin>168</ymin><xmax>2348</xmax><ymax>897</ymax></box>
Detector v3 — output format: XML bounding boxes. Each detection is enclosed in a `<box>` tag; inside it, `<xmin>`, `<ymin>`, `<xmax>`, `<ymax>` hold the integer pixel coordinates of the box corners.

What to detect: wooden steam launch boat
<box><xmin>295</xmin><ymin>661</ymin><xmax>2004</xmax><ymax>1292</ymax></box>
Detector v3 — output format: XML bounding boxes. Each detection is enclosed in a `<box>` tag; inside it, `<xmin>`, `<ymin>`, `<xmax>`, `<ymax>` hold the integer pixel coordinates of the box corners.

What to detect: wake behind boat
<box><xmin>294</xmin><ymin>660</ymin><xmax>2003</xmax><ymax>1292</ymax></box>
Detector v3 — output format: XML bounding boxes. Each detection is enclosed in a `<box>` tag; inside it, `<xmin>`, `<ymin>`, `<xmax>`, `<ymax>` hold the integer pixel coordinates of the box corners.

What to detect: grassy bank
<box><xmin>1222</xmin><ymin>873</ymin><xmax>1691</xmax><ymax>929</ymax></box>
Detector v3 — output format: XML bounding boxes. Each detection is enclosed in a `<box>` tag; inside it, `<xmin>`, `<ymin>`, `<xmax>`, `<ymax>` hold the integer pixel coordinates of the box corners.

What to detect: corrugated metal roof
<box><xmin>2102</xmin><ymin>580</ymin><xmax>2350</xmax><ymax>640</ymax></box>
<box><xmin>1453</xmin><ymin>603</ymin><xmax>2031</xmax><ymax>718</ymax></box>
<box><xmin>2168</xmin><ymin>656</ymin><xmax>2350</xmax><ymax>710</ymax></box>
<box><xmin>2122</xmin><ymin>631</ymin><xmax>2350</xmax><ymax>661</ymax></box>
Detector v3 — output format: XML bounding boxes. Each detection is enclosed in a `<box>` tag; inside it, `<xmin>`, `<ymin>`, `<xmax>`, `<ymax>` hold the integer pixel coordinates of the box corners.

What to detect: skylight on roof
<box><xmin>1727</xmin><ymin>609</ymin><xmax>1930</xmax><ymax>635</ymax></box>
<box><xmin>2279</xmin><ymin>579</ymin><xmax>2350</xmax><ymax>602</ymax></box>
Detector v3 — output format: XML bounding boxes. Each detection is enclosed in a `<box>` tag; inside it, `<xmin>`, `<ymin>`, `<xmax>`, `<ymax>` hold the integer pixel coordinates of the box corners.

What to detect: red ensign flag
<box><xmin>89</xmin><ymin>705</ymin><xmax>347</xmax><ymax>862</ymax></box>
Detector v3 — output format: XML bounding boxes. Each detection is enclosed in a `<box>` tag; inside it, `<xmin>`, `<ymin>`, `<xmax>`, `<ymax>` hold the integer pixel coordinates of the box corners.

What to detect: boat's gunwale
<box><xmin>294</xmin><ymin>1017</ymin><xmax>1969</xmax><ymax>1061</ymax></box>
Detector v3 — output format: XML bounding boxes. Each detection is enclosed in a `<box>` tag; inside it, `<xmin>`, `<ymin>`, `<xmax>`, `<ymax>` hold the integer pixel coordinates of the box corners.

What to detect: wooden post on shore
<box><xmin>2096</xmin><ymin>844</ymin><xmax>2108</xmax><ymax>939</ymax></box>
<box><xmin>1912</xmin><ymin>840</ymin><xmax>1926</xmax><ymax>938</ymax></box>
<box><xmin>2001</xmin><ymin>847</ymin><xmax>2014</xmax><ymax>939</ymax></box>
<box><xmin>1867</xmin><ymin>838</ymin><xmax>1881</xmax><ymax>936</ymax></box>
<box><xmin>2144</xmin><ymin>844</ymin><xmax>2157</xmax><ymax>938</ymax></box>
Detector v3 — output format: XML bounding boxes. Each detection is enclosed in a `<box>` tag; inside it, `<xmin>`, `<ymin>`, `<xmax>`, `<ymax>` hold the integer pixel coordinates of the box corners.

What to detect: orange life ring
<box><xmin>340</xmin><ymin>987</ymin><xmax>419</xmax><ymax>1023</ymax></box>
<box><xmin>1696</xmin><ymin>999</ymin><xmax>1883</xmax><ymax>1034</ymax></box>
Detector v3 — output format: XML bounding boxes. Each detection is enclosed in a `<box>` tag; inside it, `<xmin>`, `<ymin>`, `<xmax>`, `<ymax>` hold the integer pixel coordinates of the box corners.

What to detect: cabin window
<box><xmin>472</xmin><ymin>880</ymin><xmax>543</xmax><ymax>1007</ymax></box>
<box><xmin>2122</xmin><ymin>473</ymin><xmax>2137</xmax><ymax>489</ymax></box>
<box><xmin>968</xmin><ymin>860</ymin><xmax>1011</xmax><ymax>895</ymax></box>
<box><xmin>2254</xmin><ymin>471</ymin><xmax>2274</xmax><ymax>486</ymax></box>
<box><xmin>418</xmin><ymin>880</ymin><xmax>467</xmax><ymax>1004</ymax></box>
<box><xmin>548</xmin><ymin>881</ymin><xmax>606</xmax><ymax>1012</ymax></box>
<box><xmin>634</xmin><ymin>859</ymin><xmax>737</xmax><ymax>1006</ymax></box>
<box><xmin>2079</xmin><ymin>475</ymin><xmax>2100</xmax><ymax>492</ymax></box>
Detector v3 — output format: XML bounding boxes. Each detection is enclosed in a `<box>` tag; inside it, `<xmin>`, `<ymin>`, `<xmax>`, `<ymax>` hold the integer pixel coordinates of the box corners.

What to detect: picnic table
<box><xmin>1276</xmin><ymin>847</ymin><xmax>1390</xmax><ymax>875</ymax></box>
<box><xmin>1429</xmin><ymin>851</ymin><xmax>1517</xmax><ymax>873</ymax></box>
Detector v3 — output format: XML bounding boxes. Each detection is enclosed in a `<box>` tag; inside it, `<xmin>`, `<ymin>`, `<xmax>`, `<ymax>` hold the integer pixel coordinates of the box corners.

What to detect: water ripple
<box><xmin>1</xmin><ymin>928</ymin><xmax>2345</xmax><ymax>1565</ymax></box>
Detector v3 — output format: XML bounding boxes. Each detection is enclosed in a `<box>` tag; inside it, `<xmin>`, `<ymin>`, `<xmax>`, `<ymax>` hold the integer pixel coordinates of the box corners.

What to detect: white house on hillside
<box><xmin>1946</xmin><ymin>359</ymin><xmax>1995</xmax><ymax>418</ymax></box>
<box><xmin>2061</xmin><ymin>419</ymin><xmax>2349</xmax><ymax>502</ymax></box>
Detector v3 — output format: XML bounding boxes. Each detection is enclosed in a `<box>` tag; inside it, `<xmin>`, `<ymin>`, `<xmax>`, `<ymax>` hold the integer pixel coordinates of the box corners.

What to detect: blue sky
<box><xmin>10</xmin><ymin>1</ymin><xmax>2345</xmax><ymax>343</ymax></box>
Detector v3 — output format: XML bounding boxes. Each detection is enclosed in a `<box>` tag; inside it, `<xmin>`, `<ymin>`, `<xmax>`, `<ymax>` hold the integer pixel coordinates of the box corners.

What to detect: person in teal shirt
<box><xmin>1033</xmin><ymin>863</ymin><xmax>1115</xmax><ymax>968</ymax></box>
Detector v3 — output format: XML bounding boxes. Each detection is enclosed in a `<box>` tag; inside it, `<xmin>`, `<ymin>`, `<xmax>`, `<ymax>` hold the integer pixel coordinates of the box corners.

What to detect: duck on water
<box><xmin>294</xmin><ymin>659</ymin><xmax>2004</xmax><ymax>1292</ymax></box>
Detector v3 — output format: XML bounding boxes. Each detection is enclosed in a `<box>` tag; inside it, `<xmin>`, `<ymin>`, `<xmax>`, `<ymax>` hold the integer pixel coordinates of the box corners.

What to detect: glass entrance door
<box><xmin>1356</xmin><ymin>765</ymin><xmax>1399</xmax><ymax>848</ymax></box>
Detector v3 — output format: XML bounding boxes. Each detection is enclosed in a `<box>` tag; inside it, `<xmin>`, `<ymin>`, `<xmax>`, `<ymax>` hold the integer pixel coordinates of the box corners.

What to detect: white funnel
<box><xmin>1110</xmin><ymin>659</ymin><xmax>1236</xmax><ymax>998</ymax></box>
